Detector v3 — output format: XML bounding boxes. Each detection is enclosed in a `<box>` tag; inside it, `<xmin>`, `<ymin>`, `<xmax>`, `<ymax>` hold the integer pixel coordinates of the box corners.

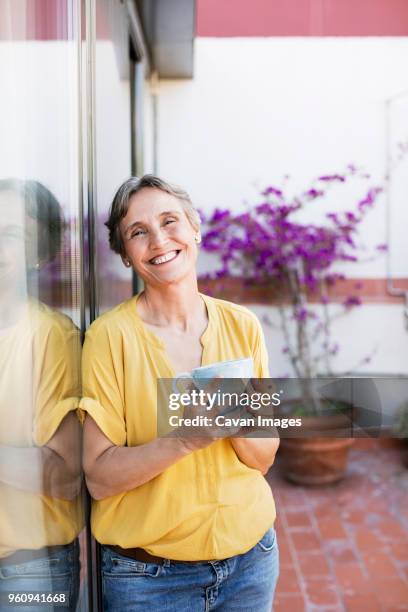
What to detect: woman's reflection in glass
<box><xmin>0</xmin><ymin>179</ymin><xmax>82</xmax><ymax>611</ymax></box>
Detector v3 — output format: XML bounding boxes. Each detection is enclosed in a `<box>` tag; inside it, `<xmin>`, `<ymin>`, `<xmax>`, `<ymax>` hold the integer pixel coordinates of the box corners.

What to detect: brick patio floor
<box><xmin>267</xmin><ymin>443</ymin><xmax>408</xmax><ymax>611</ymax></box>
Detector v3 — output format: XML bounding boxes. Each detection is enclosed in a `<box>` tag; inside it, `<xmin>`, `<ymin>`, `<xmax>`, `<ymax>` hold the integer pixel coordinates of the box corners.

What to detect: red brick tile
<box><xmin>314</xmin><ymin>501</ymin><xmax>336</xmax><ymax>520</ymax></box>
<box><xmin>355</xmin><ymin>529</ymin><xmax>384</xmax><ymax>552</ymax></box>
<box><xmin>388</xmin><ymin>541</ymin><xmax>408</xmax><ymax>563</ymax></box>
<box><xmin>343</xmin><ymin>509</ymin><xmax>368</xmax><ymax>525</ymax></box>
<box><xmin>336</xmin><ymin>491</ymin><xmax>357</xmax><ymax>507</ymax></box>
<box><xmin>285</xmin><ymin>511</ymin><xmax>312</xmax><ymax>528</ymax></box>
<box><xmin>362</xmin><ymin>552</ymin><xmax>400</xmax><ymax>580</ymax></box>
<box><xmin>273</xmin><ymin>595</ymin><xmax>306</xmax><ymax>611</ymax></box>
<box><xmin>325</xmin><ymin>541</ymin><xmax>358</xmax><ymax>564</ymax></box>
<box><xmin>319</xmin><ymin>518</ymin><xmax>347</xmax><ymax>540</ymax></box>
<box><xmin>276</xmin><ymin>566</ymin><xmax>301</xmax><ymax>594</ymax></box>
<box><xmin>334</xmin><ymin>564</ymin><xmax>372</xmax><ymax>594</ymax></box>
<box><xmin>290</xmin><ymin>530</ymin><xmax>321</xmax><ymax>552</ymax></box>
<box><xmin>274</xmin><ymin>517</ymin><xmax>284</xmax><ymax>531</ymax></box>
<box><xmin>369</xmin><ymin>500</ymin><xmax>391</xmax><ymax>515</ymax></box>
<box><xmin>343</xmin><ymin>592</ymin><xmax>382</xmax><ymax>611</ymax></box>
<box><xmin>271</xmin><ymin>448</ymin><xmax>408</xmax><ymax>611</ymax></box>
<box><xmin>376</xmin><ymin>520</ymin><xmax>408</xmax><ymax>540</ymax></box>
<box><xmin>275</xmin><ymin>527</ymin><xmax>288</xmax><ymax>542</ymax></box>
<box><xmin>279</xmin><ymin>490</ymin><xmax>308</xmax><ymax>508</ymax></box>
<box><xmin>373</xmin><ymin>578</ymin><xmax>408</xmax><ymax>608</ymax></box>
<box><xmin>297</xmin><ymin>552</ymin><xmax>332</xmax><ymax>578</ymax></box>
<box><xmin>275</xmin><ymin>530</ymin><xmax>286</xmax><ymax>546</ymax></box>
<box><xmin>282</xmin><ymin>502</ymin><xmax>309</xmax><ymax>513</ymax></box>
<box><xmin>304</xmin><ymin>579</ymin><xmax>341</xmax><ymax>607</ymax></box>
<box><xmin>277</xmin><ymin>537</ymin><xmax>293</xmax><ymax>564</ymax></box>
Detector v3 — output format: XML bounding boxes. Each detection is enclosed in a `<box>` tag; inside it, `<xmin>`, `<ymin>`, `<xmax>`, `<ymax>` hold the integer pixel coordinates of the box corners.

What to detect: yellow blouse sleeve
<box><xmin>78</xmin><ymin>324</ymin><xmax>127</xmax><ymax>446</ymax></box>
<box><xmin>252</xmin><ymin>318</ymin><xmax>270</xmax><ymax>378</ymax></box>
<box><xmin>32</xmin><ymin>322</ymin><xmax>81</xmax><ymax>446</ymax></box>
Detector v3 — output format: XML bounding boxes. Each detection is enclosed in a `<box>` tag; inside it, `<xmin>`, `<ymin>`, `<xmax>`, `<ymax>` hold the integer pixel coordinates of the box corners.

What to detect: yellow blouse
<box><xmin>0</xmin><ymin>300</ymin><xmax>83</xmax><ymax>558</ymax></box>
<box><xmin>79</xmin><ymin>293</ymin><xmax>276</xmax><ymax>561</ymax></box>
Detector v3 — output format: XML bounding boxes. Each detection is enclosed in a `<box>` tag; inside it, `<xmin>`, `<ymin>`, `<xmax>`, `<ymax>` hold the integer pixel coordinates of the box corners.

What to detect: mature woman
<box><xmin>81</xmin><ymin>175</ymin><xmax>280</xmax><ymax>611</ymax></box>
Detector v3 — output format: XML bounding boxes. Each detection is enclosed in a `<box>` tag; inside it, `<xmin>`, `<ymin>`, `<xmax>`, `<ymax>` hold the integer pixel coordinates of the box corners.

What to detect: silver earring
<box><xmin>35</xmin><ymin>262</ymin><xmax>40</xmax><ymax>270</ymax></box>
<box><xmin>125</xmin><ymin>260</ymin><xmax>131</xmax><ymax>267</ymax></box>
<box><xmin>195</xmin><ymin>234</ymin><xmax>201</xmax><ymax>243</ymax></box>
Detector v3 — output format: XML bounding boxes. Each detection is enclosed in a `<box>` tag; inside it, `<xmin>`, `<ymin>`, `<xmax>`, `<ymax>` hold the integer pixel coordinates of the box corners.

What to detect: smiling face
<box><xmin>119</xmin><ymin>187</ymin><xmax>200</xmax><ymax>288</ymax></box>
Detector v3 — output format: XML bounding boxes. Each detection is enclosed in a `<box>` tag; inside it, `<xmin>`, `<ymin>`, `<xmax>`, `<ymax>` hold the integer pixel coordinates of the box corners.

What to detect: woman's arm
<box><xmin>0</xmin><ymin>412</ymin><xmax>82</xmax><ymax>500</ymax></box>
<box><xmin>230</xmin><ymin>437</ymin><xmax>280</xmax><ymax>475</ymax></box>
<box><xmin>83</xmin><ymin>415</ymin><xmax>214</xmax><ymax>500</ymax></box>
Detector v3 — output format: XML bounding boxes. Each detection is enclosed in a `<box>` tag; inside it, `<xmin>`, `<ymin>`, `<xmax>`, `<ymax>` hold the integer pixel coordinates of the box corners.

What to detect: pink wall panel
<box><xmin>323</xmin><ymin>0</ymin><xmax>408</xmax><ymax>36</ymax></box>
<box><xmin>27</xmin><ymin>0</ymin><xmax>69</xmax><ymax>40</ymax></box>
<box><xmin>0</xmin><ymin>0</ymin><xmax>69</xmax><ymax>41</ymax></box>
<box><xmin>196</xmin><ymin>0</ymin><xmax>408</xmax><ymax>37</ymax></box>
<box><xmin>0</xmin><ymin>0</ymin><xmax>110</xmax><ymax>41</ymax></box>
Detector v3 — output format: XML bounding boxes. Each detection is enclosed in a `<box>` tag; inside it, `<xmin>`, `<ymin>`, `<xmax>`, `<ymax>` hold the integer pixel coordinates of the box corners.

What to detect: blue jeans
<box><xmin>101</xmin><ymin>528</ymin><xmax>279</xmax><ymax>612</ymax></box>
<box><xmin>0</xmin><ymin>540</ymin><xmax>80</xmax><ymax>612</ymax></box>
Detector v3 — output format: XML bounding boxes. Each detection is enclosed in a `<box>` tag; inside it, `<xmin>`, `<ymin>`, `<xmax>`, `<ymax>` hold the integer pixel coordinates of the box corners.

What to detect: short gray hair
<box><xmin>105</xmin><ymin>174</ymin><xmax>201</xmax><ymax>256</ymax></box>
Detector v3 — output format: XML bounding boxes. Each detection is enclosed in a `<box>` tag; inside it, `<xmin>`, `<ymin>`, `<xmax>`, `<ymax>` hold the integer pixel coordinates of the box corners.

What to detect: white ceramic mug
<box><xmin>172</xmin><ymin>357</ymin><xmax>253</xmax><ymax>395</ymax></box>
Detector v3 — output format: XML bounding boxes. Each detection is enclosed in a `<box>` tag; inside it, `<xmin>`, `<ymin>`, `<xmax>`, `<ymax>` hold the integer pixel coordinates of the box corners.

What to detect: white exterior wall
<box><xmin>156</xmin><ymin>37</ymin><xmax>408</xmax><ymax>374</ymax></box>
<box><xmin>253</xmin><ymin>303</ymin><xmax>407</xmax><ymax>377</ymax></box>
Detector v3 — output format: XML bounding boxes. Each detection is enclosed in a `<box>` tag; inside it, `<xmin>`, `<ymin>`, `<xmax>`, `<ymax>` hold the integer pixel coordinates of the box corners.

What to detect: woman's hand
<box><xmin>169</xmin><ymin>378</ymin><xmax>231</xmax><ymax>450</ymax></box>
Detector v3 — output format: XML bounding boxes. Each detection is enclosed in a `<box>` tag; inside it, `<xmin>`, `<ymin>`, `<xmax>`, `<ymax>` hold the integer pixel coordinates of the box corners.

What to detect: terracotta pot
<box><xmin>279</xmin><ymin>408</ymin><xmax>354</xmax><ymax>485</ymax></box>
<box><xmin>280</xmin><ymin>436</ymin><xmax>354</xmax><ymax>485</ymax></box>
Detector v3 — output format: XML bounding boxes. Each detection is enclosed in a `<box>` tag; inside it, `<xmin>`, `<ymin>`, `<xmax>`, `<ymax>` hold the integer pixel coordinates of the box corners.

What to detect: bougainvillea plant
<box><xmin>200</xmin><ymin>166</ymin><xmax>385</xmax><ymax>410</ymax></box>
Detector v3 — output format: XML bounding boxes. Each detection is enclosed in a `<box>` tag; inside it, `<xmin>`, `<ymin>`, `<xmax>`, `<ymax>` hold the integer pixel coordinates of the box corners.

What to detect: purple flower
<box><xmin>215</xmin><ymin>270</ymin><xmax>228</xmax><ymax>279</ymax></box>
<box><xmin>326</xmin><ymin>213</ymin><xmax>339</xmax><ymax>224</ymax></box>
<box><xmin>293</xmin><ymin>308</ymin><xmax>309</xmax><ymax>322</ymax></box>
<box><xmin>376</xmin><ymin>243</ymin><xmax>388</xmax><ymax>252</ymax></box>
<box><xmin>210</xmin><ymin>208</ymin><xmax>231</xmax><ymax>223</ymax></box>
<box><xmin>329</xmin><ymin>343</ymin><xmax>339</xmax><ymax>355</ymax></box>
<box><xmin>343</xmin><ymin>296</ymin><xmax>362</xmax><ymax>308</ymax></box>
<box><xmin>262</xmin><ymin>186</ymin><xmax>283</xmax><ymax>197</ymax></box>
<box><xmin>304</xmin><ymin>188</ymin><xmax>324</xmax><ymax>200</ymax></box>
<box><xmin>198</xmin><ymin>166</ymin><xmax>383</xmax><ymax>370</ymax></box>
<box><xmin>256</xmin><ymin>202</ymin><xmax>274</xmax><ymax>215</ymax></box>
<box><xmin>318</xmin><ymin>174</ymin><xmax>346</xmax><ymax>182</ymax></box>
<box><xmin>358</xmin><ymin>187</ymin><xmax>383</xmax><ymax>211</ymax></box>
